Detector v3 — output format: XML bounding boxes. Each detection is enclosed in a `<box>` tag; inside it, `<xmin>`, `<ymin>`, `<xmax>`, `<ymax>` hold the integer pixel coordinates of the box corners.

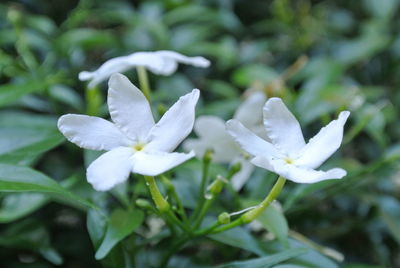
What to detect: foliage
<box><xmin>0</xmin><ymin>0</ymin><xmax>399</xmax><ymax>267</ymax></box>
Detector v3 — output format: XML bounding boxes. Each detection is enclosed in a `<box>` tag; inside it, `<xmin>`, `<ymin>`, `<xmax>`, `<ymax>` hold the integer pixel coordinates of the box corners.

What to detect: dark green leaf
<box><xmin>95</xmin><ymin>209</ymin><xmax>144</xmax><ymax>259</ymax></box>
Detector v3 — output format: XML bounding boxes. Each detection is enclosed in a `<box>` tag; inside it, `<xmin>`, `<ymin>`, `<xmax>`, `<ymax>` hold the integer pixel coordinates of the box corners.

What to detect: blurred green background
<box><xmin>0</xmin><ymin>0</ymin><xmax>400</xmax><ymax>267</ymax></box>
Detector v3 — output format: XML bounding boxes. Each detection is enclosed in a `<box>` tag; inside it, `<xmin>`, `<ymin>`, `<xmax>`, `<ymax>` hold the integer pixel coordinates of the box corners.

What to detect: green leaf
<box><xmin>232</xmin><ymin>64</ymin><xmax>278</xmax><ymax>87</ymax></box>
<box><xmin>0</xmin><ymin>163</ymin><xmax>95</xmax><ymax>209</ymax></box>
<box><xmin>87</xmin><ymin>208</ymin><xmax>107</xmax><ymax>249</ymax></box>
<box><xmin>0</xmin><ymin>80</ymin><xmax>45</xmax><ymax>107</ymax></box>
<box><xmin>257</xmin><ymin>204</ymin><xmax>289</xmax><ymax>245</ymax></box>
<box><xmin>95</xmin><ymin>208</ymin><xmax>144</xmax><ymax>260</ymax></box>
<box><xmin>378</xmin><ymin>196</ymin><xmax>400</xmax><ymax>244</ymax></box>
<box><xmin>208</xmin><ymin>226</ymin><xmax>267</xmax><ymax>256</ymax></box>
<box><xmin>0</xmin><ymin>111</ymin><xmax>64</xmax><ymax>165</ymax></box>
<box><xmin>216</xmin><ymin>248</ymin><xmax>308</xmax><ymax>268</ymax></box>
<box><xmin>0</xmin><ymin>193</ymin><xmax>49</xmax><ymax>223</ymax></box>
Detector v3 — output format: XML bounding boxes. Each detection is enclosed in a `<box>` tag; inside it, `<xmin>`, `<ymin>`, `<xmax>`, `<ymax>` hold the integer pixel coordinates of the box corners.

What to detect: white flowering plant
<box><xmin>2</xmin><ymin>2</ymin><xmax>400</xmax><ymax>268</ymax></box>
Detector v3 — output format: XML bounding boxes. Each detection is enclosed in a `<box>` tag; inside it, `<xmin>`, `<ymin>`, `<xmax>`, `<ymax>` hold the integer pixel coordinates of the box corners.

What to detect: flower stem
<box><xmin>211</xmin><ymin>176</ymin><xmax>286</xmax><ymax>233</ymax></box>
<box><xmin>85</xmin><ymin>86</ymin><xmax>102</xmax><ymax>116</ymax></box>
<box><xmin>144</xmin><ymin>176</ymin><xmax>190</xmax><ymax>233</ymax></box>
<box><xmin>137</xmin><ymin>66</ymin><xmax>152</xmax><ymax>102</ymax></box>
<box><xmin>191</xmin><ymin>151</ymin><xmax>212</xmax><ymax>221</ymax></box>
<box><xmin>144</xmin><ymin>176</ymin><xmax>170</xmax><ymax>212</ymax></box>
<box><xmin>161</xmin><ymin>175</ymin><xmax>188</xmax><ymax>223</ymax></box>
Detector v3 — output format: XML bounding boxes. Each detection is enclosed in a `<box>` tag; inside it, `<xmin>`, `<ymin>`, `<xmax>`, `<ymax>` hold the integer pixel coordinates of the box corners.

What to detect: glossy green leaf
<box><xmin>95</xmin><ymin>209</ymin><xmax>144</xmax><ymax>260</ymax></box>
<box><xmin>0</xmin><ymin>80</ymin><xmax>45</xmax><ymax>107</ymax></box>
<box><xmin>257</xmin><ymin>204</ymin><xmax>289</xmax><ymax>245</ymax></box>
<box><xmin>216</xmin><ymin>248</ymin><xmax>308</xmax><ymax>268</ymax></box>
<box><xmin>0</xmin><ymin>163</ymin><xmax>95</xmax><ymax>209</ymax></box>
<box><xmin>208</xmin><ymin>226</ymin><xmax>267</xmax><ymax>256</ymax></box>
<box><xmin>0</xmin><ymin>193</ymin><xmax>49</xmax><ymax>223</ymax></box>
<box><xmin>0</xmin><ymin>111</ymin><xmax>64</xmax><ymax>165</ymax></box>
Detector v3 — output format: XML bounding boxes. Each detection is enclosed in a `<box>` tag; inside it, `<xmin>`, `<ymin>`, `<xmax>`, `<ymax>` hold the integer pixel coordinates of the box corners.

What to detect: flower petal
<box><xmin>126</xmin><ymin>52</ymin><xmax>175</xmax><ymax>75</ymax></box>
<box><xmin>145</xmin><ymin>89</ymin><xmax>200</xmax><ymax>152</ymax></box>
<box><xmin>234</xmin><ymin>91</ymin><xmax>266</xmax><ymax>128</ymax></box>
<box><xmin>108</xmin><ymin>73</ymin><xmax>155</xmax><ymax>141</ymax></box>
<box><xmin>295</xmin><ymin>111</ymin><xmax>350</xmax><ymax>169</ymax></box>
<box><xmin>132</xmin><ymin>151</ymin><xmax>195</xmax><ymax>176</ymax></box>
<box><xmin>155</xmin><ymin>51</ymin><xmax>210</xmax><ymax>68</ymax></box>
<box><xmin>231</xmin><ymin>158</ymin><xmax>255</xmax><ymax>190</ymax></box>
<box><xmin>79</xmin><ymin>55</ymin><xmax>134</xmax><ymax>88</ymax></box>
<box><xmin>252</xmin><ymin>157</ymin><xmax>346</xmax><ymax>183</ymax></box>
<box><xmin>263</xmin><ymin>98</ymin><xmax>305</xmax><ymax>155</ymax></box>
<box><xmin>226</xmin><ymin>119</ymin><xmax>279</xmax><ymax>158</ymax></box>
<box><xmin>193</xmin><ymin>116</ymin><xmax>227</xmax><ymax>140</ymax></box>
<box><xmin>58</xmin><ymin>114</ymin><xmax>131</xmax><ymax>150</ymax></box>
<box><xmin>87</xmin><ymin>147</ymin><xmax>134</xmax><ymax>191</ymax></box>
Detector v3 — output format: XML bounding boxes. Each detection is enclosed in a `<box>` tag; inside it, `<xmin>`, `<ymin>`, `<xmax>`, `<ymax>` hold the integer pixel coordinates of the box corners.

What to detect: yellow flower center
<box><xmin>284</xmin><ymin>158</ymin><xmax>294</xmax><ymax>164</ymax></box>
<box><xmin>132</xmin><ymin>143</ymin><xmax>145</xmax><ymax>152</ymax></box>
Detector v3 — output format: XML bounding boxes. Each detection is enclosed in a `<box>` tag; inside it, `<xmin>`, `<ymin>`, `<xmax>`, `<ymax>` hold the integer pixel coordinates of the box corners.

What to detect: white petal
<box><xmin>132</xmin><ymin>151</ymin><xmax>195</xmax><ymax>176</ymax></box>
<box><xmin>252</xmin><ymin>157</ymin><xmax>346</xmax><ymax>183</ymax></box>
<box><xmin>234</xmin><ymin>91</ymin><xmax>266</xmax><ymax>128</ymax></box>
<box><xmin>295</xmin><ymin>111</ymin><xmax>350</xmax><ymax>169</ymax></box>
<box><xmin>183</xmin><ymin>137</ymin><xmax>240</xmax><ymax>163</ymax></box>
<box><xmin>263</xmin><ymin>98</ymin><xmax>305</xmax><ymax>155</ymax></box>
<box><xmin>58</xmin><ymin>114</ymin><xmax>131</xmax><ymax>150</ymax></box>
<box><xmin>79</xmin><ymin>55</ymin><xmax>134</xmax><ymax>88</ymax></box>
<box><xmin>185</xmin><ymin>115</ymin><xmax>241</xmax><ymax>162</ymax></box>
<box><xmin>108</xmin><ymin>73</ymin><xmax>155</xmax><ymax>141</ymax></box>
<box><xmin>155</xmin><ymin>50</ymin><xmax>210</xmax><ymax>68</ymax></box>
<box><xmin>193</xmin><ymin>116</ymin><xmax>227</xmax><ymax>140</ymax></box>
<box><xmin>87</xmin><ymin>147</ymin><xmax>134</xmax><ymax>191</ymax></box>
<box><xmin>271</xmin><ymin>160</ymin><xmax>347</xmax><ymax>183</ymax></box>
<box><xmin>146</xmin><ymin>89</ymin><xmax>200</xmax><ymax>152</ymax></box>
<box><xmin>250</xmin><ymin>155</ymin><xmax>276</xmax><ymax>172</ymax></box>
<box><xmin>226</xmin><ymin>119</ymin><xmax>279</xmax><ymax>158</ymax></box>
<box><xmin>126</xmin><ymin>52</ymin><xmax>176</xmax><ymax>75</ymax></box>
<box><xmin>231</xmin><ymin>158</ymin><xmax>255</xmax><ymax>190</ymax></box>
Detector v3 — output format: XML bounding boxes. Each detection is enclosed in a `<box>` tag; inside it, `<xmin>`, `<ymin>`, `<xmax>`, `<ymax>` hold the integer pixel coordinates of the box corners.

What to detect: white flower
<box><xmin>58</xmin><ymin>73</ymin><xmax>199</xmax><ymax>191</ymax></box>
<box><xmin>79</xmin><ymin>50</ymin><xmax>210</xmax><ymax>88</ymax></box>
<box><xmin>184</xmin><ymin>91</ymin><xmax>266</xmax><ymax>189</ymax></box>
<box><xmin>226</xmin><ymin>97</ymin><xmax>350</xmax><ymax>184</ymax></box>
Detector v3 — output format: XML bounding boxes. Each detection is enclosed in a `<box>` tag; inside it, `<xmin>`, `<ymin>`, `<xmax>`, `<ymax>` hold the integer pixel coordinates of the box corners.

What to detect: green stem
<box><xmin>212</xmin><ymin>176</ymin><xmax>286</xmax><ymax>233</ymax></box>
<box><xmin>159</xmin><ymin>236</ymin><xmax>190</xmax><ymax>268</ymax></box>
<box><xmin>191</xmin><ymin>154</ymin><xmax>211</xmax><ymax>221</ymax></box>
<box><xmin>144</xmin><ymin>176</ymin><xmax>169</xmax><ymax>212</ymax></box>
<box><xmin>193</xmin><ymin>197</ymin><xmax>214</xmax><ymax>229</ymax></box>
<box><xmin>137</xmin><ymin>66</ymin><xmax>152</xmax><ymax>102</ymax></box>
<box><xmin>161</xmin><ymin>175</ymin><xmax>188</xmax><ymax>223</ymax></box>
<box><xmin>144</xmin><ymin>176</ymin><xmax>190</xmax><ymax>233</ymax></box>
<box><xmin>85</xmin><ymin>86</ymin><xmax>102</xmax><ymax>116</ymax></box>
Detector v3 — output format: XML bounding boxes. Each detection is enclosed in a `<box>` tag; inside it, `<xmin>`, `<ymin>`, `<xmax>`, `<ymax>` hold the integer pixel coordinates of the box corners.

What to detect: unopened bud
<box><xmin>8</xmin><ymin>8</ymin><xmax>22</xmax><ymax>26</ymax></box>
<box><xmin>203</xmin><ymin>149</ymin><xmax>213</xmax><ymax>164</ymax></box>
<box><xmin>135</xmin><ymin>199</ymin><xmax>152</xmax><ymax>209</ymax></box>
<box><xmin>227</xmin><ymin>162</ymin><xmax>242</xmax><ymax>179</ymax></box>
<box><xmin>207</xmin><ymin>175</ymin><xmax>227</xmax><ymax>195</ymax></box>
<box><xmin>157</xmin><ymin>104</ymin><xmax>167</xmax><ymax>117</ymax></box>
<box><xmin>218</xmin><ymin>212</ymin><xmax>231</xmax><ymax>224</ymax></box>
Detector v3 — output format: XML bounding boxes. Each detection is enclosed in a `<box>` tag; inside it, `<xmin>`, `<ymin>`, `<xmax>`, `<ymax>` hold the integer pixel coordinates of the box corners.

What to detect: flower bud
<box><xmin>203</xmin><ymin>149</ymin><xmax>213</xmax><ymax>164</ymax></box>
<box><xmin>135</xmin><ymin>199</ymin><xmax>153</xmax><ymax>210</ymax></box>
<box><xmin>7</xmin><ymin>8</ymin><xmax>22</xmax><ymax>26</ymax></box>
<box><xmin>157</xmin><ymin>104</ymin><xmax>167</xmax><ymax>117</ymax></box>
<box><xmin>207</xmin><ymin>175</ymin><xmax>227</xmax><ymax>196</ymax></box>
<box><xmin>218</xmin><ymin>212</ymin><xmax>231</xmax><ymax>224</ymax></box>
<box><xmin>227</xmin><ymin>162</ymin><xmax>242</xmax><ymax>179</ymax></box>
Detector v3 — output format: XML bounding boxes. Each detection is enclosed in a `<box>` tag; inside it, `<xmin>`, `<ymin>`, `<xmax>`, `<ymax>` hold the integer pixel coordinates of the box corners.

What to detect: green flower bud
<box><xmin>207</xmin><ymin>175</ymin><xmax>227</xmax><ymax>196</ymax></box>
<box><xmin>218</xmin><ymin>212</ymin><xmax>231</xmax><ymax>224</ymax></box>
<box><xmin>203</xmin><ymin>149</ymin><xmax>214</xmax><ymax>164</ymax></box>
<box><xmin>136</xmin><ymin>198</ymin><xmax>153</xmax><ymax>209</ymax></box>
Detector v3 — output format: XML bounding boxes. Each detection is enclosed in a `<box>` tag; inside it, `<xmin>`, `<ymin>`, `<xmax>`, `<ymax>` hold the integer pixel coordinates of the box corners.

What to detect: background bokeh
<box><xmin>0</xmin><ymin>0</ymin><xmax>399</xmax><ymax>267</ymax></box>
